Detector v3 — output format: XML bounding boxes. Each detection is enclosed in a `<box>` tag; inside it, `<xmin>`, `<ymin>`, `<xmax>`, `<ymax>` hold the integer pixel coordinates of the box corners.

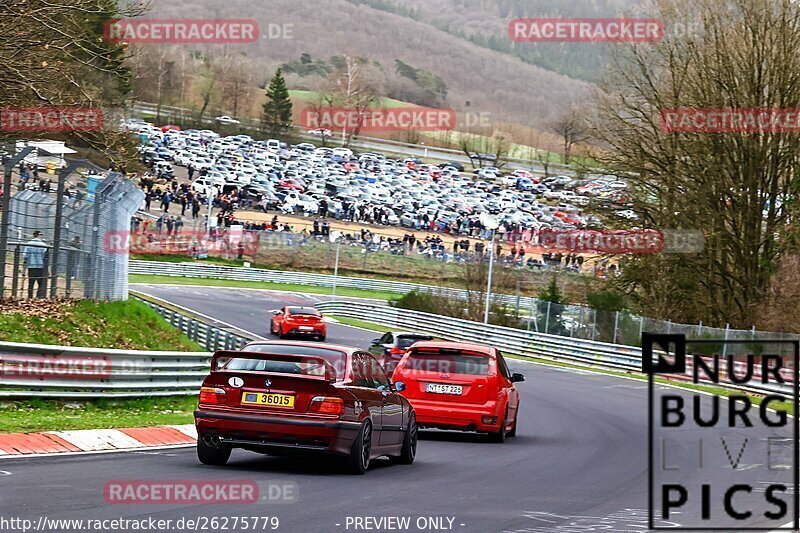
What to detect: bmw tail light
<box><xmin>199</xmin><ymin>386</ymin><xmax>226</xmax><ymax>405</ymax></box>
<box><xmin>389</xmin><ymin>347</ymin><xmax>405</xmax><ymax>357</ymax></box>
<box><xmin>308</xmin><ymin>396</ymin><xmax>344</xmax><ymax>415</ymax></box>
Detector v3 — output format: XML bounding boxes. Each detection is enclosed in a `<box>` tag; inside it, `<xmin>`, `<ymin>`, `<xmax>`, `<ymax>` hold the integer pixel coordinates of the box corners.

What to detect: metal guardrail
<box><xmin>315</xmin><ymin>301</ymin><xmax>792</xmax><ymax>397</ymax></box>
<box><xmin>0</xmin><ymin>295</ymin><xmax>254</xmax><ymax>399</ymax></box>
<box><xmin>132</xmin><ymin>294</ymin><xmax>254</xmax><ymax>352</ymax></box>
<box><xmin>129</xmin><ymin>259</ymin><xmax>525</xmax><ymax>304</ymax></box>
<box><xmin>131</xmin><ymin>260</ymin><xmax>797</xmax><ymax>348</ymax></box>
<box><xmin>0</xmin><ymin>341</ymin><xmax>211</xmax><ymax>399</ymax></box>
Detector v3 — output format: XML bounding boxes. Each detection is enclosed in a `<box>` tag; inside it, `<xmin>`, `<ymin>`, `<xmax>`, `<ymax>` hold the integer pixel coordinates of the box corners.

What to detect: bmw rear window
<box><xmin>404</xmin><ymin>350</ymin><xmax>489</xmax><ymax>376</ymax></box>
<box><xmin>233</xmin><ymin>345</ymin><xmax>345</xmax><ymax>378</ymax></box>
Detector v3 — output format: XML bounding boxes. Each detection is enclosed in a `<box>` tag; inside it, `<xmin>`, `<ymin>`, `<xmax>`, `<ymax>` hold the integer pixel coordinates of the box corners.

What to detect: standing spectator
<box><xmin>23</xmin><ymin>231</ymin><xmax>47</xmax><ymax>299</ymax></box>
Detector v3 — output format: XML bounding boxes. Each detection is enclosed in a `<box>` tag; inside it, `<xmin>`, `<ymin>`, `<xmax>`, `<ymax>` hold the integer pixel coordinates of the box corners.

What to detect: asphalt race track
<box><xmin>0</xmin><ymin>285</ymin><xmax>794</xmax><ymax>532</ymax></box>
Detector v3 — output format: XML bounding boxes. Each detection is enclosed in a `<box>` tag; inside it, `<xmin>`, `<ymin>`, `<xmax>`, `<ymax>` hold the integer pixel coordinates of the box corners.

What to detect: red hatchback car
<box><xmin>270</xmin><ymin>306</ymin><xmax>326</xmax><ymax>341</ymax></box>
<box><xmin>392</xmin><ymin>341</ymin><xmax>524</xmax><ymax>442</ymax></box>
<box><xmin>195</xmin><ymin>341</ymin><xmax>417</xmax><ymax>474</ymax></box>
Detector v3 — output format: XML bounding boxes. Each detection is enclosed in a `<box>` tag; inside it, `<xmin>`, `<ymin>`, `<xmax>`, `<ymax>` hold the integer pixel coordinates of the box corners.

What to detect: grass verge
<box><xmin>129</xmin><ymin>273</ymin><xmax>399</xmax><ymax>301</ymax></box>
<box><xmin>0</xmin><ymin>396</ymin><xmax>196</xmax><ymax>433</ymax></box>
<box><xmin>0</xmin><ymin>299</ymin><xmax>202</xmax><ymax>350</ymax></box>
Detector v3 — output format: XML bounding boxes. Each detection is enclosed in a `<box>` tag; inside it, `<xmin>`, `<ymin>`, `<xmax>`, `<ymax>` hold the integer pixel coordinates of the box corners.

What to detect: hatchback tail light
<box><xmin>199</xmin><ymin>386</ymin><xmax>226</xmax><ymax>405</ymax></box>
<box><xmin>389</xmin><ymin>347</ymin><xmax>406</xmax><ymax>357</ymax></box>
<box><xmin>308</xmin><ymin>396</ymin><xmax>344</xmax><ymax>415</ymax></box>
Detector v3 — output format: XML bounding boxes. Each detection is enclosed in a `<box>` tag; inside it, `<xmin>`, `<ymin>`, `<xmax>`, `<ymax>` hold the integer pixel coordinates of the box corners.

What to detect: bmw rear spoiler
<box><xmin>211</xmin><ymin>350</ymin><xmax>339</xmax><ymax>382</ymax></box>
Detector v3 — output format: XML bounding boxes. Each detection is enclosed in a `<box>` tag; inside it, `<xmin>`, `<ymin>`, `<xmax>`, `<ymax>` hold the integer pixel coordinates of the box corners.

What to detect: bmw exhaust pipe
<box><xmin>203</xmin><ymin>434</ymin><xmax>222</xmax><ymax>448</ymax></box>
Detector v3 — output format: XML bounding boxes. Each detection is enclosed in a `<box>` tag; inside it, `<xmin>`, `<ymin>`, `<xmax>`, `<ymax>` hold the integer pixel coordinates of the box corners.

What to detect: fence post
<box><xmin>697</xmin><ymin>320</ymin><xmax>703</xmax><ymax>336</ymax></box>
<box><xmin>515</xmin><ymin>280</ymin><xmax>521</xmax><ymax>317</ymax></box>
<box><xmin>591</xmin><ymin>309</ymin><xmax>596</xmax><ymax>341</ymax></box>
<box><xmin>638</xmin><ymin>316</ymin><xmax>644</xmax><ymax>341</ymax></box>
<box><xmin>527</xmin><ymin>295</ymin><xmax>534</xmax><ymax>331</ymax></box>
<box><xmin>544</xmin><ymin>301</ymin><xmax>551</xmax><ymax>334</ymax></box>
<box><xmin>722</xmin><ymin>323</ymin><xmax>730</xmax><ymax>357</ymax></box>
<box><xmin>613</xmin><ymin>311</ymin><xmax>620</xmax><ymax>344</ymax></box>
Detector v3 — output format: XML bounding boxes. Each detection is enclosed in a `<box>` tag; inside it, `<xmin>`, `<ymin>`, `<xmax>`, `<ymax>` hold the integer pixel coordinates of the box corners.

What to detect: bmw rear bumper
<box><xmin>195</xmin><ymin>409</ymin><xmax>360</xmax><ymax>455</ymax></box>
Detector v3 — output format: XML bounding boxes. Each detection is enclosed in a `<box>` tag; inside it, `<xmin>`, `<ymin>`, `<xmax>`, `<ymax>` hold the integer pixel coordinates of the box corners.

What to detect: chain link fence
<box><xmin>1</xmin><ymin>155</ymin><xmax>143</xmax><ymax>300</ymax></box>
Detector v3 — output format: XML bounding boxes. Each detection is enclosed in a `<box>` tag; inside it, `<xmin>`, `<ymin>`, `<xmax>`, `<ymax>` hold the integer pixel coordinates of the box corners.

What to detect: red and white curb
<box><xmin>0</xmin><ymin>424</ymin><xmax>196</xmax><ymax>458</ymax></box>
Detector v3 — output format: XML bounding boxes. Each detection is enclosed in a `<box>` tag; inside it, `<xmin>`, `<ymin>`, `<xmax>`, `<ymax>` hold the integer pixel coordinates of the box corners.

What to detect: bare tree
<box><xmin>196</xmin><ymin>55</ymin><xmax>218</xmax><ymax>123</ymax></box>
<box><xmin>592</xmin><ymin>0</ymin><xmax>800</xmax><ymax>328</ymax></box>
<box><xmin>322</xmin><ymin>55</ymin><xmax>379</xmax><ymax>147</ymax></box>
<box><xmin>551</xmin><ymin>107</ymin><xmax>590</xmax><ymax>165</ymax></box>
<box><xmin>0</xmin><ymin>0</ymin><xmax>147</xmax><ymax>165</ymax></box>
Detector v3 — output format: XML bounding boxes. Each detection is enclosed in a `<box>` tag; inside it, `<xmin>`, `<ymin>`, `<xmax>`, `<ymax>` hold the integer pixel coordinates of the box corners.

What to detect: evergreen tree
<box><xmin>261</xmin><ymin>69</ymin><xmax>293</xmax><ymax>137</ymax></box>
<box><xmin>536</xmin><ymin>275</ymin><xmax>568</xmax><ymax>336</ymax></box>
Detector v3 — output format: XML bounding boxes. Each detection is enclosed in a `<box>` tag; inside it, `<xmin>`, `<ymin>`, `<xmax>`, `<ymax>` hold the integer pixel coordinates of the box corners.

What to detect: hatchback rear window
<box><xmin>404</xmin><ymin>350</ymin><xmax>489</xmax><ymax>376</ymax></box>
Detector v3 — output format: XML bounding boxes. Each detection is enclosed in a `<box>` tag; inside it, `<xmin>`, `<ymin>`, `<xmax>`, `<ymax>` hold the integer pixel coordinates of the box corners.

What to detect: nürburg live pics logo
<box><xmin>644</xmin><ymin>333</ymin><xmax>799</xmax><ymax>530</ymax></box>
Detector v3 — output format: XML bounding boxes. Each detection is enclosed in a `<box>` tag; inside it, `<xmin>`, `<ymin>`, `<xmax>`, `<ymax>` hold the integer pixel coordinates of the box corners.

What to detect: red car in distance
<box><xmin>195</xmin><ymin>341</ymin><xmax>417</xmax><ymax>474</ymax></box>
<box><xmin>392</xmin><ymin>341</ymin><xmax>524</xmax><ymax>442</ymax></box>
<box><xmin>270</xmin><ymin>306</ymin><xmax>326</xmax><ymax>341</ymax></box>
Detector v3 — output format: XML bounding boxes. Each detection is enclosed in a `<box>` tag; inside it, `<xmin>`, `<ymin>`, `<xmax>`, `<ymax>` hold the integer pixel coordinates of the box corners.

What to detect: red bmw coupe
<box><xmin>195</xmin><ymin>341</ymin><xmax>417</xmax><ymax>474</ymax></box>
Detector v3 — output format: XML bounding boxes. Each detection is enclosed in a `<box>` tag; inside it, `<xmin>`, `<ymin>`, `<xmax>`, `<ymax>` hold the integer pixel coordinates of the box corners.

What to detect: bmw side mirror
<box><xmin>511</xmin><ymin>373</ymin><xmax>525</xmax><ymax>383</ymax></box>
<box><xmin>393</xmin><ymin>380</ymin><xmax>406</xmax><ymax>392</ymax></box>
<box><xmin>371</xmin><ymin>338</ymin><xmax>381</xmax><ymax>345</ymax></box>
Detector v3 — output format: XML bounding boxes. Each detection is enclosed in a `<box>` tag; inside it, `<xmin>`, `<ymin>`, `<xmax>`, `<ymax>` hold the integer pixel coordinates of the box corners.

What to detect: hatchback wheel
<box><xmin>489</xmin><ymin>411</ymin><xmax>508</xmax><ymax>443</ymax></box>
<box><xmin>507</xmin><ymin>412</ymin><xmax>518</xmax><ymax>437</ymax></box>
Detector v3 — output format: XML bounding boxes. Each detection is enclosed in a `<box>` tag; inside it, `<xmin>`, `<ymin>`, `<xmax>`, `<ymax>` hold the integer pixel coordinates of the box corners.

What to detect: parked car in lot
<box><xmin>270</xmin><ymin>306</ymin><xmax>327</xmax><ymax>341</ymax></box>
<box><xmin>392</xmin><ymin>341</ymin><xmax>523</xmax><ymax>442</ymax></box>
<box><xmin>215</xmin><ymin>115</ymin><xmax>241</xmax><ymax>125</ymax></box>
<box><xmin>195</xmin><ymin>341</ymin><xmax>417</xmax><ymax>473</ymax></box>
<box><xmin>368</xmin><ymin>332</ymin><xmax>435</xmax><ymax>375</ymax></box>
